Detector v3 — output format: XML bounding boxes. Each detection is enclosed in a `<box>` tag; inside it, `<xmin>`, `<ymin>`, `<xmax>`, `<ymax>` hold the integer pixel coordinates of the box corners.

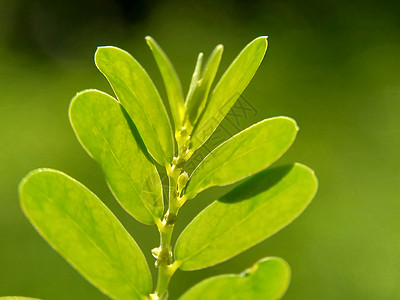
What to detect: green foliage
<box><xmin>95</xmin><ymin>46</ymin><xmax>174</xmax><ymax>166</ymax></box>
<box><xmin>19</xmin><ymin>169</ymin><xmax>152</xmax><ymax>299</ymax></box>
<box><xmin>69</xmin><ymin>90</ymin><xmax>163</xmax><ymax>224</ymax></box>
<box><xmin>184</xmin><ymin>117</ymin><xmax>299</xmax><ymax>200</ymax></box>
<box><xmin>179</xmin><ymin>257</ymin><xmax>291</xmax><ymax>299</ymax></box>
<box><xmin>190</xmin><ymin>36</ymin><xmax>268</xmax><ymax>151</ymax></box>
<box><xmin>175</xmin><ymin>164</ymin><xmax>317</xmax><ymax>270</ymax></box>
<box><xmin>184</xmin><ymin>44</ymin><xmax>224</xmax><ymax>127</ymax></box>
<box><xmin>12</xmin><ymin>36</ymin><xmax>317</xmax><ymax>299</ymax></box>
<box><xmin>145</xmin><ymin>36</ymin><xmax>185</xmax><ymax>129</ymax></box>
<box><xmin>0</xmin><ymin>296</ymin><xmax>39</xmax><ymax>300</ymax></box>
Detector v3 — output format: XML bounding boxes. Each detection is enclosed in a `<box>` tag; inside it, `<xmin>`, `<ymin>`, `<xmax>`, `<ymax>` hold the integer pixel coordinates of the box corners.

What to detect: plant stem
<box><xmin>152</xmin><ymin>165</ymin><xmax>183</xmax><ymax>298</ymax></box>
<box><xmin>152</xmin><ymin>129</ymin><xmax>193</xmax><ymax>299</ymax></box>
<box><xmin>154</xmin><ymin>261</ymin><xmax>179</xmax><ymax>299</ymax></box>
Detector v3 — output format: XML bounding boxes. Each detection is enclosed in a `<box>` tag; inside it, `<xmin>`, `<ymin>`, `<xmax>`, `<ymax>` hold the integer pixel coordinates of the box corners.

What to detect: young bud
<box><xmin>151</xmin><ymin>247</ymin><xmax>161</xmax><ymax>259</ymax></box>
<box><xmin>166</xmin><ymin>213</ymin><xmax>177</xmax><ymax>225</ymax></box>
<box><xmin>177</xmin><ymin>172</ymin><xmax>189</xmax><ymax>194</ymax></box>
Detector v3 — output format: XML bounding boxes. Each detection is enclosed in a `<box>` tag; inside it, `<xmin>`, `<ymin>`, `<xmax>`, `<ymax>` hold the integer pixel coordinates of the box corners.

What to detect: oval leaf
<box><xmin>175</xmin><ymin>163</ymin><xmax>318</xmax><ymax>270</ymax></box>
<box><xmin>69</xmin><ymin>90</ymin><xmax>163</xmax><ymax>225</ymax></box>
<box><xmin>190</xmin><ymin>36</ymin><xmax>268</xmax><ymax>151</ymax></box>
<box><xmin>185</xmin><ymin>45</ymin><xmax>224</xmax><ymax>127</ymax></box>
<box><xmin>95</xmin><ymin>46</ymin><xmax>174</xmax><ymax>166</ymax></box>
<box><xmin>185</xmin><ymin>117</ymin><xmax>298</xmax><ymax>200</ymax></box>
<box><xmin>145</xmin><ymin>36</ymin><xmax>184</xmax><ymax>129</ymax></box>
<box><xmin>19</xmin><ymin>169</ymin><xmax>152</xmax><ymax>299</ymax></box>
<box><xmin>179</xmin><ymin>257</ymin><xmax>290</xmax><ymax>300</ymax></box>
<box><xmin>0</xmin><ymin>296</ymin><xmax>40</xmax><ymax>300</ymax></box>
<box><xmin>185</xmin><ymin>52</ymin><xmax>204</xmax><ymax>108</ymax></box>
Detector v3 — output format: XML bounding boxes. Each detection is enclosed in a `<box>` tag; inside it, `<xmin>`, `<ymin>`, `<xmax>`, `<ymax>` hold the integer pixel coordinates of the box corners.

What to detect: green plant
<box><xmin>7</xmin><ymin>36</ymin><xmax>317</xmax><ymax>300</ymax></box>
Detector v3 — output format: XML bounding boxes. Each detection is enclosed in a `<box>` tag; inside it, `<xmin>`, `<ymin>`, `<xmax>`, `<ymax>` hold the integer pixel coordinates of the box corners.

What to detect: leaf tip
<box><xmin>145</xmin><ymin>36</ymin><xmax>155</xmax><ymax>48</ymax></box>
<box><xmin>18</xmin><ymin>168</ymin><xmax>55</xmax><ymax>206</ymax></box>
<box><xmin>256</xmin><ymin>35</ymin><xmax>268</xmax><ymax>42</ymax></box>
<box><xmin>273</xmin><ymin>116</ymin><xmax>299</xmax><ymax>133</ymax></box>
<box><xmin>19</xmin><ymin>168</ymin><xmax>43</xmax><ymax>188</ymax></box>
<box><xmin>289</xmin><ymin>117</ymin><xmax>300</xmax><ymax>131</ymax></box>
<box><xmin>215</xmin><ymin>44</ymin><xmax>224</xmax><ymax>52</ymax></box>
<box><xmin>294</xmin><ymin>162</ymin><xmax>319</xmax><ymax>194</ymax></box>
<box><xmin>145</xmin><ymin>35</ymin><xmax>154</xmax><ymax>43</ymax></box>
<box><xmin>94</xmin><ymin>46</ymin><xmax>106</xmax><ymax>57</ymax></box>
<box><xmin>94</xmin><ymin>46</ymin><xmax>125</xmax><ymax>67</ymax></box>
<box><xmin>253</xmin><ymin>36</ymin><xmax>269</xmax><ymax>53</ymax></box>
<box><xmin>69</xmin><ymin>89</ymin><xmax>104</xmax><ymax>124</ymax></box>
<box><xmin>94</xmin><ymin>46</ymin><xmax>107</xmax><ymax>67</ymax></box>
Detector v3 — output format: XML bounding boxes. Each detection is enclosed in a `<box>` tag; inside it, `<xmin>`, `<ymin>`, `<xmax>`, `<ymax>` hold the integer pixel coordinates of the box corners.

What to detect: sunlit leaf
<box><xmin>95</xmin><ymin>46</ymin><xmax>174</xmax><ymax>166</ymax></box>
<box><xmin>175</xmin><ymin>163</ymin><xmax>318</xmax><ymax>270</ymax></box>
<box><xmin>185</xmin><ymin>117</ymin><xmax>298</xmax><ymax>200</ymax></box>
<box><xmin>179</xmin><ymin>257</ymin><xmax>290</xmax><ymax>300</ymax></box>
<box><xmin>185</xmin><ymin>45</ymin><xmax>224</xmax><ymax>127</ymax></box>
<box><xmin>0</xmin><ymin>297</ymin><xmax>43</xmax><ymax>300</ymax></box>
<box><xmin>145</xmin><ymin>36</ymin><xmax>185</xmax><ymax>129</ymax></box>
<box><xmin>190</xmin><ymin>36</ymin><xmax>268</xmax><ymax>151</ymax></box>
<box><xmin>19</xmin><ymin>169</ymin><xmax>152</xmax><ymax>299</ymax></box>
<box><xmin>185</xmin><ymin>52</ymin><xmax>204</xmax><ymax>109</ymax></box>
<box><xmin>69</xmin><ymin>90</ymin><xmax>163</xmax><ymax>224</ymax></box>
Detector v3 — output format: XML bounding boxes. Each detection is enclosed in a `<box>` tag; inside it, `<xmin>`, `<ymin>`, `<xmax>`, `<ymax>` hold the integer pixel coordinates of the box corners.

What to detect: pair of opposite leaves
<box><xmin>17</xmin><ymin>36</ymin><xmax>318</xmax><ymax>299</ymax></box>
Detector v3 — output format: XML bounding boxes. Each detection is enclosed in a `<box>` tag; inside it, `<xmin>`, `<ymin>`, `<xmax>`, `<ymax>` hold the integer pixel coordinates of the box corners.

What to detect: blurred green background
<box><xmin>1</xmin><ymin>0</ymin><xmax>399</xmax><ymax>299</ymax></box>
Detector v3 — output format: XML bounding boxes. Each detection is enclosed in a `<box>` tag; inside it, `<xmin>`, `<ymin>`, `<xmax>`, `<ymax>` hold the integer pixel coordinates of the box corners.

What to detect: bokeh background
<box><xmin>1</xmin><ymin>0</ymin><xmax>399</xmax><ymax>299</ymax></box>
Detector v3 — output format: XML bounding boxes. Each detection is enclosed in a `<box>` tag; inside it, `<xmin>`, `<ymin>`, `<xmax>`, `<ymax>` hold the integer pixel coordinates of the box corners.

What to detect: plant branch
<box><xmin>152</xmin><ymin>129</ymin><xmax>192</xmax><ymax>299</ymax></box>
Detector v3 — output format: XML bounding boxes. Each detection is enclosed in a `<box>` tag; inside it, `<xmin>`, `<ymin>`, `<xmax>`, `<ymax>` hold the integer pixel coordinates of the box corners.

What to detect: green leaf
<box><xmin>0</xmin><ymin>298</ymin><xmax>43</xmax><ymax>300</ymax></box>
<box><xmin>19</xmin><ymin>169</ymin><xmax>152</xmax><ymax>300</ymax></box>
<box><xmin>95</xmin><ymin>46</ymin><xmax>174</xmax><ymax>166</ymax></box>
<box><xmin>190</xmin><ymin>36</ymin><xmax>268</xmax><ymax>151</ymax></box>
<box><xmin>175</xmin><ymin>163</ymin><xmax>318</xmax><ymax>270</ymax></box>
<box><xmin>185</xmin><ymin>117</ymin><xmax>298</xmax><ymax>200</ymax></box>
<box><xmin>69</xmin><ymin>90</ymin><xmax>163</xmax><ymax>225</ymax></box>
<box><xmin>185</xmin><ymin>52</ymin><xmax>204</xmax><ymax>108</ymax></box>
<box><xmin>185</xmin><ymin>44</ymin><xmax>224</xmax><ymax>127</ymax></box>
<box><xmin>145</xmin><ymin>36</ymin><xmax>185</xmax><ymax>129</ymax></box>
<box><xmin>179</xmin><ymin>257</ymin><xmax>290</xmax><ymax>300</ymax></box>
